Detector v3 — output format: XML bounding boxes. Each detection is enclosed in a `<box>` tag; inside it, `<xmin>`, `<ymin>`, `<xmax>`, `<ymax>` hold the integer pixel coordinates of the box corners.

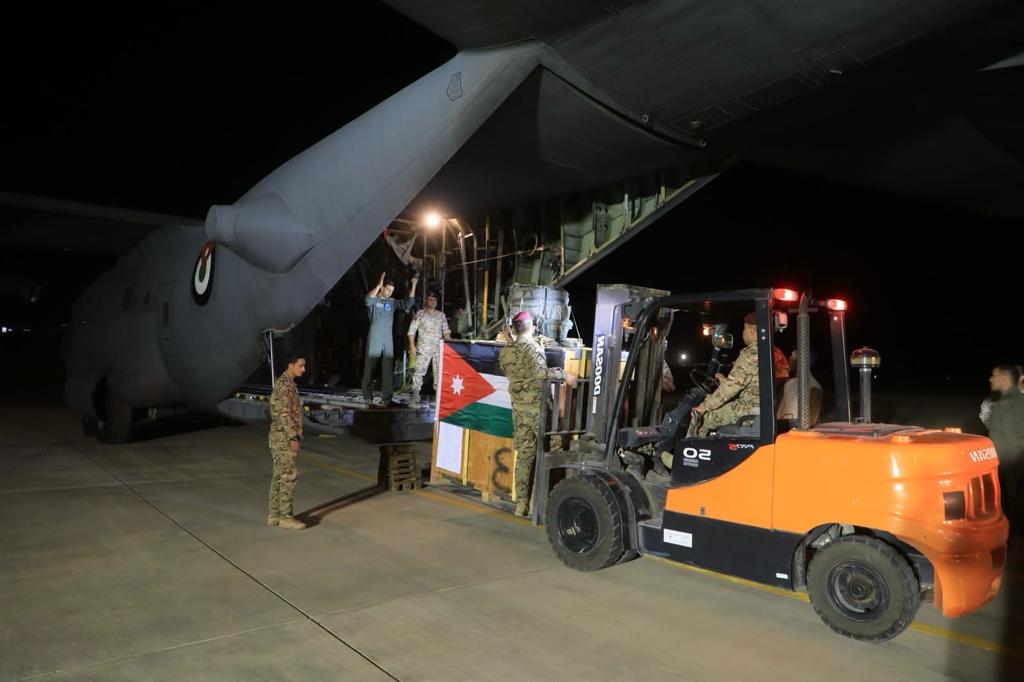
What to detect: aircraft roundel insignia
<box><xmin>191</xmin><ymin>241</ymin><xmax>215</xmax><ymax>305</ymax></box>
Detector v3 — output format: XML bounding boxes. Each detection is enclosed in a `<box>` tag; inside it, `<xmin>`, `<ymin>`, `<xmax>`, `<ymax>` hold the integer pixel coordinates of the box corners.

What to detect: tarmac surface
<box><xmin>2</xmin><ymin>405</ymin><xmax>1022</xmax><ymax>681</ymax></box>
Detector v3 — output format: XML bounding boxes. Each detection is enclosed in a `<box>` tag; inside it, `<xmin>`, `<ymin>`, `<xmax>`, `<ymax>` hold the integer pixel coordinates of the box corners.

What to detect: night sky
<box><xmin>1</xmin><ymin>5</ymin><xmax>1020</xmax><ymax>396</ymax></box>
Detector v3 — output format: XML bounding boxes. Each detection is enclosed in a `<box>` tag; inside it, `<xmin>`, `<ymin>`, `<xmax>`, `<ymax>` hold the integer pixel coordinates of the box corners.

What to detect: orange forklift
<box><xmin>532</xmin><ymin>285</ymin><xmax>1007</xmax><ymax>642</ymax></box>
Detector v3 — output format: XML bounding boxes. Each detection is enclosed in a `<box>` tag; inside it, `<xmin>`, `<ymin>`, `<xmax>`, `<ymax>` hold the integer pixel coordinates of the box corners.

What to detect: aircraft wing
<box><xmin>406</xmin><ymin>66</ymin><xmax>711</xmax><ymax>217</ymax></box>
<box><xmin>0</xmin><ymin>192</ymin><xmax>201</xmax><ymax>254</ymax></box>
<box><xmin>717</xmin><ymin>55</ymin><xmax>1024</xmax><ymax>218</ymax></box>
<box><xmin>383</xmin><ymin>0</ymin><xmax>1024</xmax><ymax>218</ymax></box>
<box><xmin>379</xmin><ymin>1</ymin><xmax>611</xmax><ymax>50</ymax></box>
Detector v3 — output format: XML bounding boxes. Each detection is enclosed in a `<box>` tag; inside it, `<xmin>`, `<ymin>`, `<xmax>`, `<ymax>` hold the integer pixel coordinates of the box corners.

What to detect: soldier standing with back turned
<box><xmin>499</xmin><ymin>311</ymin><xmax>576</xmax><ymax>517</ymax></box>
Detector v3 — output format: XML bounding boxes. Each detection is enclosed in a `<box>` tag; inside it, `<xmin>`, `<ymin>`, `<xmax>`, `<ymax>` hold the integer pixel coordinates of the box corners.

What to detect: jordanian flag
<box><xmin>437</xmin><ymin>342</ymin><xmax>513</xmax><ymax>438</ymax></box>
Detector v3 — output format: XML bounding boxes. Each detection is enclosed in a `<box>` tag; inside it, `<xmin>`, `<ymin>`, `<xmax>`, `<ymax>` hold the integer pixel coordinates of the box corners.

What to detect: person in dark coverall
<box><xmin>988</xmin><ymin>364</ymin><xmax>1024</xmax><ymax>529</ymax></box>
<box><xmin>362</xmin><ymin>271</ymin><xmax>418</xmax><ymax>406</ymax></box>
<box><xmin>268</xmin><ymin>354</ymin><xmax>307</xmax><ymax>530</ymax></box>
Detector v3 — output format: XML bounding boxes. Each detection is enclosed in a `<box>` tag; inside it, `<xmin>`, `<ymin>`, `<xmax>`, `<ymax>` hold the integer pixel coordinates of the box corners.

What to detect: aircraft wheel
<box><xmin>98</xmin><ymin>394</ymin><xmax>133</xmax><ymax>444</ymax></box>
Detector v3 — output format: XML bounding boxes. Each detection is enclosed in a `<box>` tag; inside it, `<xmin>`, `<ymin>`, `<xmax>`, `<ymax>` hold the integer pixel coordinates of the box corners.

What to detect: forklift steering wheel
<box><xmin>690</xmin><ymin>368</ymin><xmax>719</xmax><ymax>395</ymax></box>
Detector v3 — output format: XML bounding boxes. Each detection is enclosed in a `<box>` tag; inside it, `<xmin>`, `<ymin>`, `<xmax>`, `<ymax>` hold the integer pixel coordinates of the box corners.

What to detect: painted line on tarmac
<box><xmin>648</xmin><ymin>558</ymin><xmax>1024</xmax><ymax>657</ymax></box>
<box><xmin>299</xmin><ymin>452</ymin><xmax>377</xmax><ymax>482</ymax></box>
<box><xmin>303</xmin><ymin>453</ymin><xmax>532</xmax><ymax>526</ymax></box>
<box><xmin>649</xmin><ymin>555</ymin><xmax>807</xmax><ymax>602</ymax></box>
<box><xmin>308</xmin><ymin>463</ymin><xmax>1020</xmax><ymax>659</ymax></box>
<box><xmin>416</xmin><ymin>489</ymin><xmax>534</xmax><ymax>527</ymax></box>
<box><xmin>909</xmin><ymin>622</ymin><xmax>1018</xmax><ymax>656</ymax></box>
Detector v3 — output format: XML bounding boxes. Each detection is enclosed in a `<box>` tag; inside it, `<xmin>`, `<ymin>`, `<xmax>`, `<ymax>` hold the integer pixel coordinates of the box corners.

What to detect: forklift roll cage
<box><xmin>533</xmin><ymin>286</ymin><xmax>852</xmax><ymax>484</ymax></box>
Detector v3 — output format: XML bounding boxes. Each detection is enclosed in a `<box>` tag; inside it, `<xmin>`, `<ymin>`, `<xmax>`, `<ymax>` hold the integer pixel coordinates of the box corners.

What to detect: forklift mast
<box><xmin>588</xmin><ymin>284</ymin><xmax>670</xmax><ymax>444</ymax></box>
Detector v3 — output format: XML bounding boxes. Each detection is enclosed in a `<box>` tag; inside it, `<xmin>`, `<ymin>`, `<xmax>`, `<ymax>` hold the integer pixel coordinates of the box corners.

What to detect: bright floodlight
<box><xmin>680</xmin><ymin>353</ymin><xmax>688</xmax><ymax>362</ymax></box>
<box><xmin>423</xmin><ymin>212</ymin><xmax>442</xmax><ymax>229</ymax></box>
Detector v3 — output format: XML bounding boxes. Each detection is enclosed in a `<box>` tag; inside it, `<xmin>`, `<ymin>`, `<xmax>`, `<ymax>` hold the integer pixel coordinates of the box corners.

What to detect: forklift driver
<box><xmin>658</xmin><ymin>313</ymin><xmax>761</xmax><ymax>471</ymax></box>
<box><xmin>689</xmin><ymin>312</ymin><xmax>760</xmax><ymax>437</ymax></box>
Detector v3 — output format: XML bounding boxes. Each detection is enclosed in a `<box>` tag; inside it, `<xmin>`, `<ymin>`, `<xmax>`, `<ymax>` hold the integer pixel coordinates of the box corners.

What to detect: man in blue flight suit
<box><xmin>362</xmin><ymin>271</ymin><xmax>418</xmax><ymax>406</ymax></box>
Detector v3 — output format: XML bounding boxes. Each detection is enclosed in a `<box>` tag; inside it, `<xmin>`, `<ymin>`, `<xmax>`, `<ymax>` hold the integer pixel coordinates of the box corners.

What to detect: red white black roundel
<box><xmin>191</xmin><ymin>241</ymin><xmax>216</xmax><ymax>305</ymax></box>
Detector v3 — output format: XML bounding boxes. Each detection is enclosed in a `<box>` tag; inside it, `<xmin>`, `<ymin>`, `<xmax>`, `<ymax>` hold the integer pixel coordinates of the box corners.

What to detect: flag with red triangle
<box><xmin>437</xmin><ymin>342</ymin><xmax>513</xmax><ymax>438</ymax></box>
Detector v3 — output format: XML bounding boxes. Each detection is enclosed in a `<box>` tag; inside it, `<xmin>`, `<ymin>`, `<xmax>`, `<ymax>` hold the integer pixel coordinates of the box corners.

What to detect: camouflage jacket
<box><xmin>499</xmin><ymin>336</ymin><xmax>565</xmax><ymax>404</ymax></box>
<box><xmin>269</xmin><ymin>371</ymin><xmax>302</xmax><ymax>441</ymax></box>
<box><xmin>703</xmin><ymin>343</ymin><xmax>760</xmax><ymax>413</ymax></box>
<box><xmin>409</xmin><ymin>308</ymin><xmax>450</xmax><ymax>349</ymax></box>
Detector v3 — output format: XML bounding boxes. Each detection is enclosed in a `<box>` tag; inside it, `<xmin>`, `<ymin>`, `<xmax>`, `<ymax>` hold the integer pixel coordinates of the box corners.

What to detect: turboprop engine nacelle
<box><xmin>206</xmin><ymin>193</ymin><xmax>317</xmax><ymax>273</ymax></box>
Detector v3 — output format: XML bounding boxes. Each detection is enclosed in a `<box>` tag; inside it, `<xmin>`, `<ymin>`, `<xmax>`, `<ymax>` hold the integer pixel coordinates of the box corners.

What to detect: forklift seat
<box><xmin>715</xmin><ymin>414</ymin><xmax>760</xmax><ymax>438</ymax></box>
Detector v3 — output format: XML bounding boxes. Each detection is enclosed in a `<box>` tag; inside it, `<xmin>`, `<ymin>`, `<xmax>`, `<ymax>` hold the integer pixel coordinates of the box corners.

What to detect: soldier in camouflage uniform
<box><xmin>692</xmin><ymin>312</ymin><xmax>761</xmax><ymax>437</ymax></box>
<box><xmin>268</xmin><ymin>354</ymin><xmax>307</xmax><ymax>530</ymax></box>
<box><xmin>407</xmin><ymin>289</ymin><xmax>450</xmax><ymax>408</ymax></box>
<box><xmin>499</xmin><ymin>311</ymin><xmax>576</xmax><ymax>517</ymax></box>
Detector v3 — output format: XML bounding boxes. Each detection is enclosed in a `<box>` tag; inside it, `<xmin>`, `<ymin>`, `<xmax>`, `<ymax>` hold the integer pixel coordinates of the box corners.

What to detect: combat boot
<box><xmin>277</xmin><ymin>516</ymin><xmax>306</xmax><ymax>530</ymax></box>
<box><xmin>266</xmin><ymin>514</ymin><xmax>280</xmax><ymax>526</ymax></box>
<box><xmin>515</xmin><ymin>500</ymin><xmax>529</xmax><ymax>517</ymax></box>
<box><xmin>409</xmin><ymin>391</ymin><xmax>421</xmax><ymax>408</ymax></box>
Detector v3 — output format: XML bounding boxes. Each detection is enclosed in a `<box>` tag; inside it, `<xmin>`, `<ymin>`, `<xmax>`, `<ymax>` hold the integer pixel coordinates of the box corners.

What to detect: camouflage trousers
<box><xmin>511</xmin><ymin>403</ymin><xmax>541</xmax><ymax>505</ymax></box>
<box><xmin>411</xmin><ymin>343</ymin><xmax>441</xmax><ymax>394</ymax></box>
<box><xmin>692</xmin><ymin>402</ymin><xmax>758</xmax><ymax>437</ymax></box>
<box><xmin>268</xmin><ymin>437</ymin><xmax>298</xmax><ymax>518</ymax></box>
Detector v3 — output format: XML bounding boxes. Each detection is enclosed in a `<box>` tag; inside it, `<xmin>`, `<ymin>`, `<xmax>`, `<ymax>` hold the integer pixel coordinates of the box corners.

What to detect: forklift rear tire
<box><xmin>806</xmin><ymin>535</ymin><xmax>920</xmax><ymax>642</ymax></box>
<box><xmin>545</xmin><ymin>477</ymin><xmax>625</xmax><ymax>572</ymax></box>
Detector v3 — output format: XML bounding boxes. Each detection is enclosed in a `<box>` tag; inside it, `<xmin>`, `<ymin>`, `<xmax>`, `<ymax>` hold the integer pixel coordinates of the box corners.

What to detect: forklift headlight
<box><xmin>943</xmin><ymin>491</ymin><xmax>966</xmax><ymax>521</ymax></box>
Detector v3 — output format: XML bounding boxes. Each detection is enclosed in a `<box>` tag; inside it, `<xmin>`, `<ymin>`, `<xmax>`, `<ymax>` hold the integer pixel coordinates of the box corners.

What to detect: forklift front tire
<box><xmin>806</xmin><ymin>535</ymin><xmax>920</xmax><ymax>642</ymax></box>
<box><xmin>545</xmin><ymin>476</ymin><xmax>625</xmax><ymax>572</ymax></box>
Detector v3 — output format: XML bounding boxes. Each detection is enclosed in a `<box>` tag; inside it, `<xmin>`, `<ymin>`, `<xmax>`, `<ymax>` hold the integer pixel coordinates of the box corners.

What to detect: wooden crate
<box><xmin>428</xmin><ymin>343</ymin><xmax>591</xmax><ymax>501</ymax></box>
<box><xmin>382</xmin><ymin>445</ymin><xmax>422</xmax><ymax>492</ymax></box>
<box><xmin>466</xmin><ymin>430</ymin><xmax>515</xmax><ymax>501</ymax></box>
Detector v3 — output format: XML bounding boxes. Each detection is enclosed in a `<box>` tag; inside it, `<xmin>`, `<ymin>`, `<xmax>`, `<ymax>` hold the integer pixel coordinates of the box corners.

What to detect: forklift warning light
<box><xmin>773</xmin><ymin>288</ymin><xmax>798</xmax><ymax>302</ymax></box>
<box><xmin>826</xmin><ymin>299</ymin><xmax>848</xmax><ymax>311</ymax></box>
